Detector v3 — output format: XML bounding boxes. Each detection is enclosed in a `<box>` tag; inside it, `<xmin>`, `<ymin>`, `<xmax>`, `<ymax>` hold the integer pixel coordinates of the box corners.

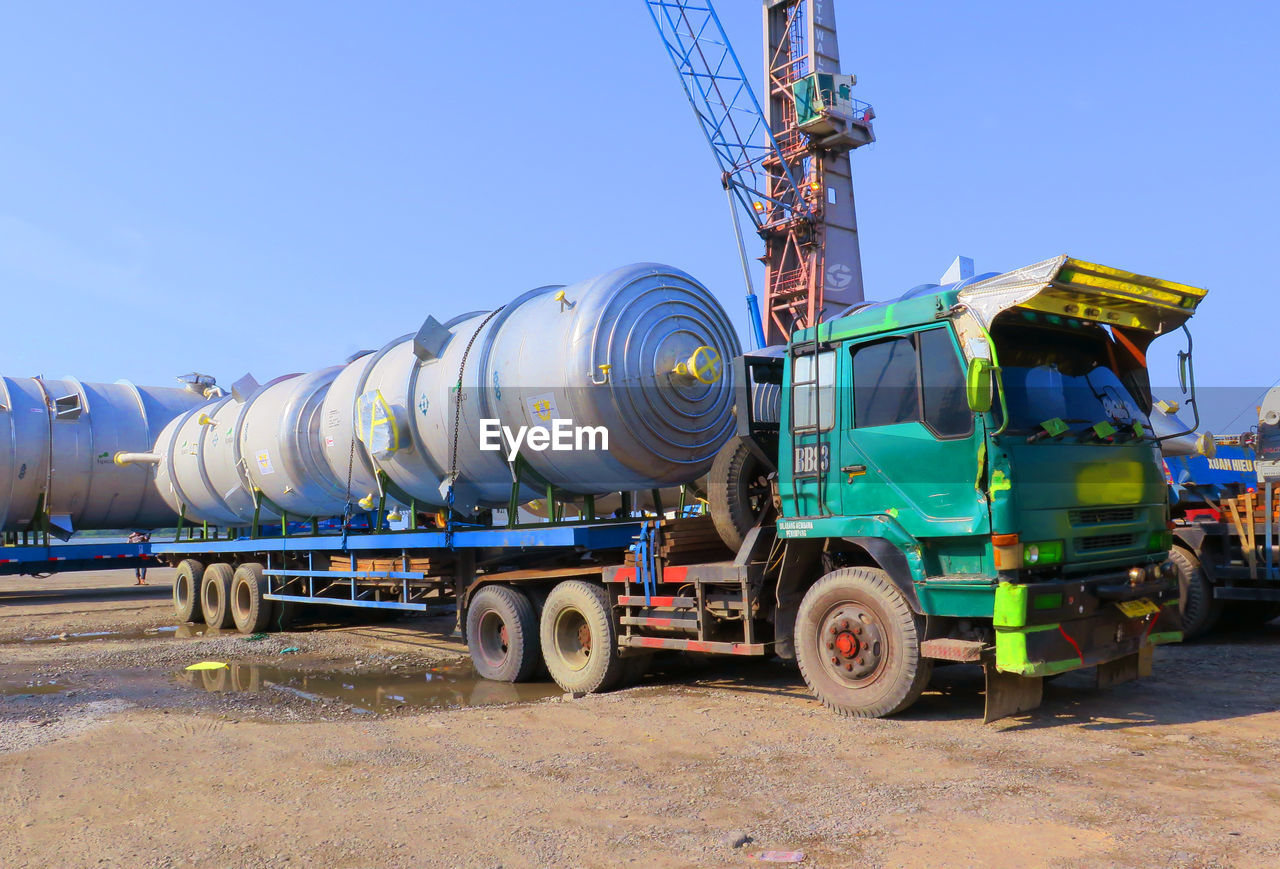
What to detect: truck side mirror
<box><xmin>966</xmin><ymin>357</ymin><xmax>994</xmax><ymax>413</ymax></box>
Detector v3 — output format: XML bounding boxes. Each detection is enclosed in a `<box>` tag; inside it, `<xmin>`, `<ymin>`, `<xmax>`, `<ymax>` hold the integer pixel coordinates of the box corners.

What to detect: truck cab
<box><xmin>756</xmin><ymin>256</ymin><xmax>1206</xmax><ymax>719</ymax></box>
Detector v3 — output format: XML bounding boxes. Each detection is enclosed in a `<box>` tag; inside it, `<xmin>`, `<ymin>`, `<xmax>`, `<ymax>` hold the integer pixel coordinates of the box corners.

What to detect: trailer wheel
<box><xmin>201</xmin><ymin>563</ymin><xmax>236</xmax><ymax>630</ymax></box>
<box><xmin>231</xmin><ymin>563</ymin><xmax>274</xmax><ymax>634</ymax></box>
<box><xmin>708</xmin><ymin>436</ymin><xmax>772</xmax><ymax>552</ymax></box>
<box><xmin>173</xmin><ymin>559</ymin><xmax>205</xmax><ymax>623</ymax></box>
<box><xmin>466</xmin><ymin>585</ymin><xmax>542</xmax><ymax>683</ymax></box>
<box><xmin>540</xmin><ymin>580</ymin><xmax>623</xmax><ymax>694</ymax></box>
<box><xmin>794</xmin><ymin>567</ymin><xmax>931</xmax><ymax>718</ymax></box>
<box><xmin>1170</xmin><ymin>546</ymin><xmax>1222</xmax><ymax>639</ymax></box>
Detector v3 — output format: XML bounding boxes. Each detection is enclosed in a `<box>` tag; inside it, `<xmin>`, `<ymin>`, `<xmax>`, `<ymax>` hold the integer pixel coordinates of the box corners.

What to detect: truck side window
<box><xmin>792</xmin><ymin>350</ymin><xmax>835</xmax><ymax>431</ymax></box>
<box><xmin>852</xmin><ymin>337</ymin><xmax>919</xmax><ymax>427</ymax></box>
<box><xmin>918</xmin><ymin>328</ymin><xmax>972</xmax><ymax>437</ymax></box>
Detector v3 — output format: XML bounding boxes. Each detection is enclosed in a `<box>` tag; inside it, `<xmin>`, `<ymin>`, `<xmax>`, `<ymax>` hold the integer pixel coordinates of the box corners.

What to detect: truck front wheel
<box><xmin>1170</xmin><ymin>546</ymin><xmax>1222</xmax><ymax>639</ymax></box>
<box><xmin>795</xmin><ymin>567</ymin><xmax>931</xmax><ymax>718</ymax></box>
<box><xmin>539</xmin><ymin>580</ymin><xmax>623</xmax><ymax>694</ymax></box>
<box><xmin>467</xmin><ymin>585</ymin><xmax>542</xmax><ymax>682</ymax></box>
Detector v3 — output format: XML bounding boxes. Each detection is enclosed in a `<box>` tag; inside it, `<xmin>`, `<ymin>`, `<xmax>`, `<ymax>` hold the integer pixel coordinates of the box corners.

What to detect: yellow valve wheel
<box><xmin>675</xmin><ymin>345</ymin><xmax>722</xmax><ymax>385</ymax></box>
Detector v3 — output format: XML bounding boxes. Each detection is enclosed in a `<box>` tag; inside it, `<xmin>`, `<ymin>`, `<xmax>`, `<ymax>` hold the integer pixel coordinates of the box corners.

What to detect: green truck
<box><xmin>701</xmin><ymin>255</ymin><xmax>1206</xmax><ymax>720</ymax></box>
<box><xmin>150</xmin><ymin>255</ymin><xmax>1206</xmax><ymax>724</ymax></box>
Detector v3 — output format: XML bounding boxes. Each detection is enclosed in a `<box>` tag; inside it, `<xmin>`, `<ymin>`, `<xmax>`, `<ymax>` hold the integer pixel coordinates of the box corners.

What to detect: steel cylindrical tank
<box><xmin>148</xmin><ymin>263</ymin><xmax>741</xmax><ymax>523</ymax></box>
<box><xmin>0</xmin><ymin>376</ymin><xmax>209</xmax><ymax>532</ymax></box>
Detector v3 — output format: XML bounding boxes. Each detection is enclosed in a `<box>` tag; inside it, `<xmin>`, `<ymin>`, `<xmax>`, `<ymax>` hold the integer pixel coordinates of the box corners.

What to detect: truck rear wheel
<box><xmin>201</xmin><ymin>563</ymin><xmax>236</xmax><ymax>630</ymax></box>
<box><xmin>231</xmin><ymin>563</ymin><xmax>274</xmax><ymax>635</ymax></box>
<box><xmin>1170</xmin><ymin>546</ymin><xmax>1222</xmax><ymax>639</ymax></box>
<box><xmin>173</xmin><ymin>559</ymin><xmax>205</xmax><ymax>623</ymax></box>
<box><xmin>708</xmin><ymin>436</ymin><xmax>772</xmax><ymax>552</ymax></box>
<box><xmin>795</xmin><ymin>567</ymin><xmax>931</xmax><ymax>718</ymax></box>
<box><xmin>539</xmin><ymin>580</ymin><xmax>623</xmax><ymax>694</ymax></box>
<box><xmin>467</xmin><ymin>585</ymin><xmax>542</xmax><ymax>682</ymax></box>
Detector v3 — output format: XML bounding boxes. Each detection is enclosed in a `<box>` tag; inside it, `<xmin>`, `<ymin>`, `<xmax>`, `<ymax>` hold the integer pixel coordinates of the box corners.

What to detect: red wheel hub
<box><xmin>834</xmin><ymin>632</ymin><xmax>859</xmax><ymax>657</ymax></box>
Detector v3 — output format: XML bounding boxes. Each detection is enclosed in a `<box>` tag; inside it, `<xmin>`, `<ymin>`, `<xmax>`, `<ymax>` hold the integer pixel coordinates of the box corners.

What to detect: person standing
<box><xmin>127</xmin><ymin>530</ymin><xmax>152</xmax><ymax>585</ymax></box>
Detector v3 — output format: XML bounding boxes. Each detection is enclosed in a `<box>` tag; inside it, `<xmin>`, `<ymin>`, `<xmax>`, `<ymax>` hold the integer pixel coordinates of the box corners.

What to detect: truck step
<box><xmin>619</xmin><ymin>635</ymin><xmax>766</xmax><ymax>656</ymax></box>
<box><xmin>620</xmin><ymin>614</ymin><xmax>699</xmax><ymax>630</ymax></box>
<box><xmin>920</xmin><ymin>638</ymin><xmax>988</xmax><ymax>662</ymax></box>
<box><xmin>616</xmin><ymin>594</ymin><xmax>697</xmax><ymax>607</ymax></box>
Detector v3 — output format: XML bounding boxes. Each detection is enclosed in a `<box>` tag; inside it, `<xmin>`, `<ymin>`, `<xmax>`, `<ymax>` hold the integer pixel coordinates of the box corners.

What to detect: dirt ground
<box><xmin>2</xmin><ymin>570</ymin><xmax>1278</xmax><ymax>868</ymax></box>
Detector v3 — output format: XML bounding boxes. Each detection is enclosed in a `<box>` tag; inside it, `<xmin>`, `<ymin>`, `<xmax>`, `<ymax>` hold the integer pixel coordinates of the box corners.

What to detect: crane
<box><xmin>645</xmin><ymin>0</ymin><xmax>875</xmax><ymax>346</ymax></box>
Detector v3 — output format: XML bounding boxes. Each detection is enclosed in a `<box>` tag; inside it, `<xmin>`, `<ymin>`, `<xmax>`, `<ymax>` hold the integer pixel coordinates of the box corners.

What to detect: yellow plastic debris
<box><xmin>184</xmin><ymin>661</ymin><xmax>229</xmax><ymax>671</ymax></box>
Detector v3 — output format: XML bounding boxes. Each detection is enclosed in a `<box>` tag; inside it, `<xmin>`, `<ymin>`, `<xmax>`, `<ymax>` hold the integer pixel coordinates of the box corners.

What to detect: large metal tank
<box><xmin>142</xmin><ymin>263</ymin><xmax>741</xmax><ymax>523</ymax></box>
<box><xmin>0</xmin><ymin>376</ymin><xmax>213</xmax><ymax>534</ymax></box>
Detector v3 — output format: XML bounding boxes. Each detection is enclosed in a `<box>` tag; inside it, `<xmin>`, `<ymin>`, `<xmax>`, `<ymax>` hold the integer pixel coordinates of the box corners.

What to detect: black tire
<box><xmin>231</xmin><ymin>563</ymin><xmax>274</xmax><ymax>635</ymax></box>
<box><xmin>708</xmin><ymin>436</ymin><xmax>772</xmax><ymax>553</ymax></box>
<box><xmin>201</xmin><ymin>563</ymin><xmax>236</xmax><ymax>630</ymax></box>
<box><xmin>539</xmin><ymin>580</ymin><xmax>623</xmax><ymax>694</ymax></box>
<box><xmin>173</xmin><ymin>559</ymin><xmax>205</xmax><ymax>623</ymax></box>
<box><xmin>466</xmin><ymin>585</ymin><xmax>542</xmax><ymax>682</ymax></box>
<box><xmin>1170</xmin><ymin>546</ymin><xmax>1222</xmax><ymax>639</ymax></box>
<box><xmin>794</xmin><ymin>567</ymin><xmax>931</xmax><ymax>718</ymax></box>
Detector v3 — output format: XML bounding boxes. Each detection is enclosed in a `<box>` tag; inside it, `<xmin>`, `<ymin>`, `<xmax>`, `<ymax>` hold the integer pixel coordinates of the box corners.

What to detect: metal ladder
<box><xmin>788</xmin><ymin>332</ymin><xmax>829</xmax><ymax>517</ymax></box>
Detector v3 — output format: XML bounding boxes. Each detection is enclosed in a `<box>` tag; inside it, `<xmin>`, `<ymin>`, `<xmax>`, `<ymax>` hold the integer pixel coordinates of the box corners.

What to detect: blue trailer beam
<box><xmin>0</xmin><ymin>541</ymin><xmax>152</xmax><ymax>577</ymax></box>
<box><xmin>151</xmin><ymin>521</ymin><xmax>647</xmax><ymax>557</ymax></box>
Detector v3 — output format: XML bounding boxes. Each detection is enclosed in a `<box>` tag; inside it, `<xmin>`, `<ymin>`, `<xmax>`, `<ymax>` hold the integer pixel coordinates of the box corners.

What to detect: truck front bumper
<box><xmin>992</xmin><ymin>576</ymin><xmax>1181</xmax><ymax>677</ymax></box>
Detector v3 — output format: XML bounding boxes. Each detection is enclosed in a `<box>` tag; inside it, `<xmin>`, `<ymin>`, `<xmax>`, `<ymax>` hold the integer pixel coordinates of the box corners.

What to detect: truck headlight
<box><xmin>1022</xmin><ymin>540</ymin><xmax>1063</xmax><ymax>565</ymax></box>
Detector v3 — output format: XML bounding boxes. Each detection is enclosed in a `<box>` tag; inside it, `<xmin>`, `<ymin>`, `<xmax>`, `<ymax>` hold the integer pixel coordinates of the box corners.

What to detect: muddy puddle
<box><xmin>177</xmin><ymin>660</ymin><xmax>562</xmax><ymax>712</ymax></box>
<box><xmin>0</xmin><ymin>678</ymin><xmax>69</xmax><ymax>696</ymax></box>
<box><xmin>19</xmin><ymin>625</ymin><xmax>209</xmax><ymax>644</ymax></box>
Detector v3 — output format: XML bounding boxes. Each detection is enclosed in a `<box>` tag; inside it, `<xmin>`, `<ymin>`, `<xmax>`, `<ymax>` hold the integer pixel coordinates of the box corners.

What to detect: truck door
<box><xmin>838</xmin><ymin>327</ymin><xmax>990</xmax><ymax>539</ymax></box>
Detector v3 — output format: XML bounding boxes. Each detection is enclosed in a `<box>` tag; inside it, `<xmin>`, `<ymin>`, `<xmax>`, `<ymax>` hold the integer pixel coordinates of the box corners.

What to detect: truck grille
<box><xmin>1070</xmin><ymin>508</ymin><xmax>1136</xmax><ymax>525</ymax></box>
<box><xmin>1077</xmin><ymin>533</ymin><xmax>1136</xmax><ymax>552</ymax></box>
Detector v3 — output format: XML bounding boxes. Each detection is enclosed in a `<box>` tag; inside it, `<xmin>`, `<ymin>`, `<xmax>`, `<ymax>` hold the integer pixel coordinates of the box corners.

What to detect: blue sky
<box><xmin>1</xmin><ymin>1</ymin><xmax>1275</xmax><ymax>432</ymax></box>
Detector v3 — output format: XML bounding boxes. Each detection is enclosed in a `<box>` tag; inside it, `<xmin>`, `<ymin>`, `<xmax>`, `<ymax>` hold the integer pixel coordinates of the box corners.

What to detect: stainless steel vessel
<box><xmin>141</xmin><ymin>263</ymin><xmax>740</xmax><ymax>523</ymax></box>
<box><xmin>0</xmin><ymin>375</ymin><xmax>212</xmax><ymax>533</ymax></box>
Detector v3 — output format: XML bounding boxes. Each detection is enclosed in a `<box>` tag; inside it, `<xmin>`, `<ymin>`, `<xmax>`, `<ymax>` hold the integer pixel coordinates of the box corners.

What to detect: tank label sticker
<box><xmin>325</xmin><ymin>436</ymin><xmax>335</xmax><ymax>448</ymax></box>
<box><xmin>256</xmin><ymin>451</ymin><xmax>275</xmax><ymax>475</ymax></box>
<box><xmin>326</xmin><ymin>409</ymin><xmax>341</xmax><ymax>428</ymax></box>
<box><xmin>526</xmin><ymin>393</ymin><xmax>559</xmax><ymax>428</ymax></box>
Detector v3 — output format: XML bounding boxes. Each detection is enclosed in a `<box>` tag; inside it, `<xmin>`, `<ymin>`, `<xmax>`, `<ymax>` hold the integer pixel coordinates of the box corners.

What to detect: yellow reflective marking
<box><xmin>1077</xmin><ymin>461</ymin><xmax>1144</xmax><ymax>506</ymax></box>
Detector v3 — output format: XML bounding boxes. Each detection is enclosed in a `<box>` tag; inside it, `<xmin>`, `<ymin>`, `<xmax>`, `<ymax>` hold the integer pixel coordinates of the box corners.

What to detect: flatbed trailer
<box><xmin>0</xmin><ymin>537</ymin><xmax>153</xmax><ymax>577</ymax></box>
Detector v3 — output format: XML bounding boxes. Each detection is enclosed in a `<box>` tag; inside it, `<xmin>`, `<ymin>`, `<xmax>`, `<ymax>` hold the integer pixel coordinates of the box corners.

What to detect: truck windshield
<box><xmin>991</xmin><ymin>321</ymin><xmax>1149</xmax><ymax>436</ymax></box>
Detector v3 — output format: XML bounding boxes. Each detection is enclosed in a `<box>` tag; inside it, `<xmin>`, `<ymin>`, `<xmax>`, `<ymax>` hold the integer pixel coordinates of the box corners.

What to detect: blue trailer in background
<box><xmin>1167</xmin><ymin>433</ymin><xmax>1280</xmax><ymax>637</ymax></box>
<box><xmin>0</xmin><ymin>537</ymin><xmax>154</xmax><ymax>577</ymax></box>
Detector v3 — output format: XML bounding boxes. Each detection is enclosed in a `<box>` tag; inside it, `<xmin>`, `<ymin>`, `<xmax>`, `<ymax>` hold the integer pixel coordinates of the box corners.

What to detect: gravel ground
<box><xmin>1</xmin><ymin>571</ymin><xmax>1278</xmax><ymax>867</ymax></box>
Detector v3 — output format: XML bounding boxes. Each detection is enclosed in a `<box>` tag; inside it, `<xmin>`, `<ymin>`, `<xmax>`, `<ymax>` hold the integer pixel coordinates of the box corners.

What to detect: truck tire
<box><xmin>794</xmin><ymin>567</ymin><xmax>931</xmax><ymax>718</ymax></box>
<box><xmin>201</xmin><ymin>562</ymin><xmax>236</xmax><ymax>630</ymax></box>
<box><xmin>708</xmin><ymin>436</ymin><xmax>772</xmax><ymax>552</ymax></box>
<box><xmin>173</xmin><ymin>559</ymin><xmax>205</xmax><ymax>623</ymax></box>
<box><xmin>231</xmin><ymin>563</ymin><xmax>274</xmax><ymax>635</ymax></box>
<box><xmin>1170</xmin><ymin>546</ymin><xmax>1222</xmax><ymax>639</ymax></box>
<box><xmin>467</xmin><ymin>585</ymin><xmax>542</xmax><ymax>683</ymax></box>
<box><xmin>540</xmin><ymin>580</ymin><xmax>623</xmax><ymax>694</ymax></box>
